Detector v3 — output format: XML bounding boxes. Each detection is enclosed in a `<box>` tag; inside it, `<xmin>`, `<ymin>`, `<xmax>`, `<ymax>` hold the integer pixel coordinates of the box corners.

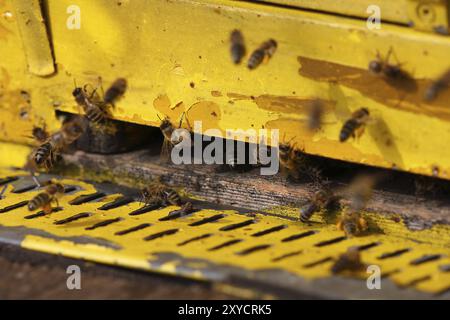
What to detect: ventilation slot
<box><xmin>69</xmin><ymin>192</ymin><xmax>106</xmax><ymax>205</ymax></box>
<box><xmin>189</xmin><ymin>214</ymin><xmax>226</xmax><ymax>226</ymax></box>
<box><xmin>115</xmin><ymin>223</ymin><xmax>151</xmax><ymax>236</ymax></box>
<box><xmin>98</xmin><ymin>196</ymin><xmax>134</xmax><ymax>210</ymax></box>
<box><xmin>272</xmin><ymin>250</ymin><xmax>303</xmax><ymax>262</ymax></box>
<box><xmin>159</xmin><ymin>208</ymin><xmax>200</xmax><ymax>221</ymax></box>
<box><xmin>281</xmin><ymin>230</ymin><xmax>317</xmax><ymax>242</ymax></box>
<box><xmin>24</xmin><ymin>207</ymin><xmax>63</xmax><ymax>219</ymax></box>
<box><xmin>252</xmin><ymin>225</ymin><xmax>286</xmax><ymax>237</ymax></box>
<box><xmin>178</xmin><ymin>233</ymin><xmax>213</xmax><ymax>246</ymax></box>
<box><xmin>144</xmin><ymin>228</ymin><xmax>179</xmax><ymax>241</ymax></box>
<box><xmin>439</xmin><ymin>264</ymin><xmax>450</xmax><ymax>272</ymax></box>
<box><xmin>410</xmin><ymin>254</ymin><xmax>442</xmax><ymax>266</ymax></box>
<box><xmin>0</xmin><ymin>176</ymin><xmax>19</xmax><ymax>186</ymax></box>
<box><xmin>0</xmin><ymin>200</ymin><xmax>29</xmax><ymax>213</ymax></box>
<box><xmin>314</xmin><ymin>236</ymin><xmax>346</xmax><ymax>247</ymax></box>
<box><xmin>219</xmin><ymin>219</ymin><xmax>255</xmax><ymax>231</ymax></box>
<box><xmin>208</xmin><ymin>239</ymin><xmax>242</xmax><ymax>251</ymax></box>
<box><xmin>63</xmin><ymin>186</ymin><xmax>78</xmax><ymax>194</ymax></box>
<box><xmin>85</xmin><ymin>217</ymin><xmax>122</xmax><ymax>230</ymax></box>
<box><xmin>12</xmin><ymin>184</ymin><xmax>38</xmax><ymax>194</ymax></box>
<box><xmin>357</xmin><ymin>242</ymin><xmax>381</xmax><ymax>251</ymax></box>
<box><xmin>236</xmin><ymin>244</ymin><xmax>271</xmax><ymax>256</ymax></box>
<box><xmin>377</xmin><ymin>248</ymin><xmax>410</xmax><ymax>260</ymax></box>
<box><xmin>129</xmin><ymin>203</ymin><xmax>162</xmax><ymax>216</ymax></box>
<box><xmin>303</xmin><ymin>257</ymin><xmax>333</xmax><ymax>268</ymax></box>
<box><xmin>54</xmin><ymin>212</ymin><xmax>91</xmax><ymax>225</ymax></box>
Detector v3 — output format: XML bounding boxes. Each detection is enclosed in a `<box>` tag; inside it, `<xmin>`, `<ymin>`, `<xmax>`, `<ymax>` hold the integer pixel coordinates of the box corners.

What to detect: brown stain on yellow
<box><xmin>211</xmin><ymin>90</ymin><xmax>222</xmax><ymax>97</ymax></box>
<box><xmin>265</xmin><ymin>118</ymin><xmax>314</xmax><ymax>141</ymax></box>
<box><xmin>298</xmin><ymin>56</ymin><xmax>450</xmax><ymax>121</ymax></box>
<box><xmin>255</xmin><ymin>95</ymin><xmax>335</xmax><ymax>115</ymax></box>
<box><xmin>187</xmin><ymin>101</ymin><xmax>221</xmax><ymax>131</ymax></box>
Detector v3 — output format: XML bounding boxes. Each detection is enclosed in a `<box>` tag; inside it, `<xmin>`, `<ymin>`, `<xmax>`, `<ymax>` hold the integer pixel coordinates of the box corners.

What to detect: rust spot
<box><xmin>190</xmin><ymin>82</ymin><xmax>195</xmax><ymax>89</ymax></box>
<box><xmin>298</xmin><ymin>56</ymin><xmax>450</xmax><ymax>121</ymax></box>
<box><xmin>211</xmin><ymin>90</ymin><xmax>222</xmax><ymax>97</ymax></box>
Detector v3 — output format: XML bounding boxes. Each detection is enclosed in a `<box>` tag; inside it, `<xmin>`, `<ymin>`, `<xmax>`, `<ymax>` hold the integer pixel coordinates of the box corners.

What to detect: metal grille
<box><xmin>0</xmin><ymin>168</ymin><xmax>449</xmax><ymax>298</ymax></box>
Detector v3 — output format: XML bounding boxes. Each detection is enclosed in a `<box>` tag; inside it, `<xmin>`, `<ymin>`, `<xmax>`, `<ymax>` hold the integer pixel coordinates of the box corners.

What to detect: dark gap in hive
<box><xmin>314</xmin><ymin>236</ymin><xmax>347</xmax><ymax>247</ymax></box>
<box><xmin>189</xmin><ymin>214</ymin><xmax>226</xmax><ymax>226</ymax></box>
<box><xmin>98</xmin><ymin>196</ymin><xmax>134</xmax><ymax>210</ymax></box>
<box><xmin>303</xmin><ymin>257</ymin><xmax>333</xmax><ymax>268</ymax></box>
<box><xmin>177</xmin><ymin>233</ymin><xmax>213</xmax><ymax>246</ymax></box>
<box><xmin>69</xmin><ymin>192</ymin><xmax>106</xmax><ymax>205</ymax></box>
<box><xmin>54</xmin><ymin>212</ymin><xmax>91</xmax><ymax>225</ymax></box>
<box><xmin>410</xmin><ymin>254</ymin><xmax>442</xmax><ymax>266</ymax></box>
<box><xmin>377</xmin><ymin>248</ymin><xmax>411</xmax><ymax>260</ymax></box>
<box><xmin>271</xmin><ymin>250</ymin><xmax>303</xmax><ymax>262</ymax></box>
<box><xmin>129</xmin><ymin>203</ymin><xmax>162</xmax><ymax>216</ymax></box>
<box><xmin>208</xmin><ymin>239</ymin><xmax>242</xmax><ymax>251</ymax></box>
<box><xmin>24</xmin><ymin>206</ymin><xmax>63</xmax><ymax>219</ymax></box>
<box><xmin>219</xmin><ymin>219</ymin><xmax>255</xmax><ymax>231</ymax></box>
<box><xmin>252</xmin><ymin>225</ymin><xmax>287</xmax><ymax>237</ymax></box>
<box><xmin>281</xmin><ymin>230</ymin><xmax>317</xmax><ymax>242</ymax></box>
<box><xmin>236</xmin><ymin>244</ymin><xmax>271</xmax><ymax>256</ymax></box>
<box><xmin>85</xmin><ymin>217</ymin><xmax>122</xmax><ymax>230</ymax></box>
<box><xmin>143</xmin><ymin>228</ymin><xmax>179</xmax><ymax>241</ymax></box>
<box><xmin>0</xmin><ymin>200</ymin><xmax>29</xmax><ymax>213</ymax></box>
<box><xmin>115</xmin><ymin>223</ymin><xmax>151</xmax><ymax>236</ymax></box>
<box><xmin>159</xmin><ymin>207</ymin><xmax>200</xmax><ymax>221</ymax></box>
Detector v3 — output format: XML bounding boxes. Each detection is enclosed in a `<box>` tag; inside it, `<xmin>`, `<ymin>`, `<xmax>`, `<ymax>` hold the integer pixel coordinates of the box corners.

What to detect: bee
<box><xmin>72</xmin><ymin>84</ymin><xmax>109</xmax><ymax>125</ymax></box>
<box><xmin>141</xmin><ymin>178</ymin><xmax>182</xmax><ymax>207</ymax></box>
<box><xmin>424</xmin><ymin>68</ymin><xmax>450</xmax><ymax>102</ymax></box>
<box><xmin>247</xmin><ymin>39</ymin><xmax>277</xmax><ymax>70</ymax></box>
<box><xmin>337</xmin><ymin>210</ymin><xmax>368</xmax><ymax>237</ymax></box>
<box><xmin>345</xmin><ymin>174</ymin><xmax>378</xmax><ymax>212</ymax></box>
<box><xmin>167</xmin><ymin>202</ymin><xmax>194</xmax><ymax>218</ymax></box>
<box><xmin>28</xmin><ymin>181</ymin><xmax>65</xmax><ymax>214</ymax></box>
<box><xmin>339</xmin><ymin>108</ymin><xmax>370</xmax><ymax>142</ymax></box>
<box><xmin>104</xmin><ymin>78</ymin><xmax>127</xmax><ymax>106</ymax></box>
<box><xmin>158</xmin><ymin>113</ymin><xmax>189</xmax><ymax>163</ymax></box>
<box><xmin>307</xmin><ymin>100</ymin><xmax>324</xmax><ymax>131</ymax></box>
<box><xmin>230</xmin><ymin>29</ymin><xmax>246</xmax><ymax>64</ymax></box>
<box><xmin>300</xmin><ymin>188</ymin><xmax>338</xmax><ymax>223</ymax></box>
<box><xmin>30</xmin><ymin>117</ymin><xmax>85</xmax><ymax>171</ymax></box>
<box><xmin>368</xmin><ymin>49</ymin><xmax>416</xmax><ymax>91</ymax></box>
<box><xmin>331</xmin><ymin>247</ymin><xmax>365</xmax><ymax>274</ymax></box>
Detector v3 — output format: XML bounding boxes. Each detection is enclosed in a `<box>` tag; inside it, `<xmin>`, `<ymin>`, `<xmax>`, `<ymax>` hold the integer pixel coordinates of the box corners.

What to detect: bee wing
<box><xmin>160</xmin><ymin>139</ymin><xmax>174</xmax><ymax>163</ymax></box>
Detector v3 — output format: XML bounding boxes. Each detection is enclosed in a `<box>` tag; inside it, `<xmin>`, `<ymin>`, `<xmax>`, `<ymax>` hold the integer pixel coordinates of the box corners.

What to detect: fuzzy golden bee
<box><xmin>331</xmin><ymin>247</ymin><xmax>365</xmax><ymax>274</ymax></box>
<box><xmin>339</xmin><ymin>108</ymin><xmax>370</xmax><ymax>142</ymax></box>
<box><xmin>300</xmin><ymin>189</ymin><xmax>337</xmax><ymax>223</ymax></box>
<box><xmin>337</xmin><ymin>210</ymin><xmax>368</xmax><ymax>238</ymax></box>
<box><xmin>230</xmin><ymin>29</ymin><xmax>246</xmax><ymax>65</ymax></box>
<box><xmin>247</xmin><ymin>39</ymin><xmax>277</xmax><ymax>70</ymax></box>
<box><xmin>141</xmin><ymin>178</ymin><xmax>182</xmax><ymax>207</ymax></box>
<box><xmin>307</xmin><ymin>100</ymin><xmax>324</xmax><ymax>131</ymax></box>
<box><xmin>73</xmin><ymin>84</ymin><xmax>109</xmax><ymax>125</ymax></box>
<box><xmin>104</xmin><ymin>78</ymin><xmax>127</xmax><ymax>106</ymax></box>
<box><xmin>28</xmin><ymin>181</ymin><xmax>65</xmax><ymax>214</ymax></box>
<box><xmin>29</xmin><ymin>117</ymin><xmax>85</xmax><ymax>171</ymax></box>
<box><xmin>158</xmin><ymin>114</ymin><xmax>189</xmax><ymax>163</ymax></box>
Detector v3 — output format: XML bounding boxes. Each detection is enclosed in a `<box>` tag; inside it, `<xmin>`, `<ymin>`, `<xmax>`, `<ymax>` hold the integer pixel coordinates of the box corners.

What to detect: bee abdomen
<box><xmin>343</xmin><ymin>220</ymin><xmax>357</xmax><ymax>237</ymax></box>
<box><xmin>104</xmin><ymin>78</ymin><xmax>127</xmax><ymax>104</ymax></box>
<box><xmin>28</xmin><ymin>192</ymin><xmax>50</xmax><ymax>211</ymax></box>
<box><xmin>165</xmin><ymin>189</ymin><xmax>182</xmax><ymax>206</ymax></box>
<box><xmin>300</xmin><ymin>203</ymin><xmax>319</xmax><ymax>223</ymax></box>
<box><xmin>339</xmin><ymin>119</ymin><xmax>359</xmax><ymax>142</ymax></box>
<box><xmin>247</xmin><ymin>49</ymin><xmax>265</xmax><ymax>70</ymax></box>
<box><xmin>35</xmin><ymin>142</ymin><xmax>52</xmax><ymax>165</ymax></box>
<box><xmin>85</xmin><ymin>106</ymin><xmax>107</xmax><ymax>124</ymax></box>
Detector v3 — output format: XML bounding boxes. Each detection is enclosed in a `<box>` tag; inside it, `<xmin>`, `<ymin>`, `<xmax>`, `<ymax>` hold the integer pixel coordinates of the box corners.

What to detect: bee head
<box><xmin>72</xmin><ymin>87</ymin><xmax>83</xmax><ymax>97</ymax></box>
<box><xmin>368</xmin><ymin>60</ymin><xmax>382</xmax><ymax>74</ymax></box>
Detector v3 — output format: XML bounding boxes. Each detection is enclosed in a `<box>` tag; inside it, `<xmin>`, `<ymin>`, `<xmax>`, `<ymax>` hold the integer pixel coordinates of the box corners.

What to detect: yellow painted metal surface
<box><xmin>0</xmin><ymin>167</ymin><xmax>448</xmax><ymax>295</ymax></box>
<box><xmin>2</xmin><ymin>0</ymin><xmax>450</xmax><ymax>179</ymax></box>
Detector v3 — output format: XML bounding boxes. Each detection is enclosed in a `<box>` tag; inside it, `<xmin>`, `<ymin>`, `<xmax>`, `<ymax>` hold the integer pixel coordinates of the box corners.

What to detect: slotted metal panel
<box><xmin>0</xmin><ymin>168</ymin><xmax>448</xmax><ymax>298</ymax></box>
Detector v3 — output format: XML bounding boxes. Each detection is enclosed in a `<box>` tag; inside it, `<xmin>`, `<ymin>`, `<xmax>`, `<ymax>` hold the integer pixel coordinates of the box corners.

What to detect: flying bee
<box><xmin>247</xmin><ymin>39</ymin><xmax>277</xmax><ymax>70</ymax></box>
<box><xmin>424</xmin><ymin>68</ymin><xmax>450</xmax><ymax>102</ymax></box>
<box><xmin>230</xmin><ymin>29</ymin><xmax>246</xmax><ymax>64</ymax></box>
<box><xmin>300</xmin><ymin>188</ymin><xmax>338</xmax><ymax>223</ymax></box>
<box><xmin>29</xmin><ymin>117</ymin><xmax>85</xmax><ymax>171</ymax></box>
<box><xmin>28</xmin><ymin>181</ymin><xmax>65</xmax><ymax>214</ymax></box>
<box><xmin>72</xmin><ymin>83</ymin><xmax>109</xmax><ymax>125</ymax></box>
<box><xmin>158</xmin><ymin>113</ymin><xmax>189</xmax><ymax>163</ymax></box>
<box><xmin>337</xmin><ymin>210</ymin><xmax>368</xmax><ymax>237</ymax></box>
<box><xmin>368</xmin><ymin>48</ymin><xmax>416</xmax><ymax>91</ymax></box>
<box><xmin>345</xmin><ymin>174</ymin><xmax>379</xmax><ymax>212</ymax></box>
<box><xmin>141</xmin><ymin>178</ymin><xmax>182</xmax><ymax>207</ymax></box>
<box><xmin>104</xmin><ymin>78</ymin><xmax>127</xmax><ymax>106</ymax></box>
<box><xmin>331</xmin><ymin>247</ymin><xmax>365</xmax><ymax>274</ymax></box>
<box><xmin>307</xmin><ymin>100</ymin><xmax>324</xmax><ymax>131</ymax></box>
<box><xmin>339</xmin><ymin>108</ymin><xmax>370</xmax><ymax>142</ymax></box>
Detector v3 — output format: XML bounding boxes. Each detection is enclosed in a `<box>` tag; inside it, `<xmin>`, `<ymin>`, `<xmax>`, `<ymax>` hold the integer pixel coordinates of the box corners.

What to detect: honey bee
<box><xmin>337</xmin><ymin>210</ymin><xmax>368</xmax><ymax>237</ymax></box>
<box><xmin>339</xmin><ymin>108</ymin><xmax>370</xmax><ymax>142</ymax></box>
<box><xmin>104</xmin><ymin>78</ymin><xmax>127</xmax><ymax>106</ymax></box>
<box><xmin>331</xmin><ymin>247</ymin><xmax>365</xmax><ymax>274</ymax></box>
<box><xmin>28</xmin><ymin>181</ymin><xmax>65</xmax><ymax>214</ymax></box>
<box><xmin>307</xmin><ymin>100</ymin><xmax>324</xmax><ymax>131</ymax></box>
<box><xmin>230</xmin><ymin>29</ymin><xmax>246</xmax><ymax>64</ymax></box>
<box><xmin>167</xmin><ymin>202</ymin><xmax>194</xmax><ymax>218</ymax></box>
<box><xmin>141</xmin><ymin>178</ymin><xmax>182</xmax><ymax>207</ymax></box>
<box><xmin>247</xmin><ymin>39</ymin><xmax>277</xmax><ymax>70</ymax></box>
<box><xmin>345</xmin><ymin>174</ymin><xmax>378</xmax><ymax>212</ymax></box>
<box><xmin>158</xmin><ymin>113</ymin><xmax>188</xmax><ymax>163</ymax></box>
<box><xmin>368</xmin><ymin>49</ymin><xmax>416</xmax><ymax>91</ymax></box>
<box><xmin>300</xmin><ymin>188</ymin><xmax>338</xmax><ymax>223</ymax></box>
<box><xmin>424</xmin><ymin>68</ymin><xmax>450</xmax><ymax>102</ymax></box>
<box><xmin>72</xmin><ymin>84</ymin><xmax>109</xmax><ymax>125</ymax></box>
<box><xmin>29</xmin><ymin>117</ymin><xmax>85</xmax><ymax>171</ymax></box>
